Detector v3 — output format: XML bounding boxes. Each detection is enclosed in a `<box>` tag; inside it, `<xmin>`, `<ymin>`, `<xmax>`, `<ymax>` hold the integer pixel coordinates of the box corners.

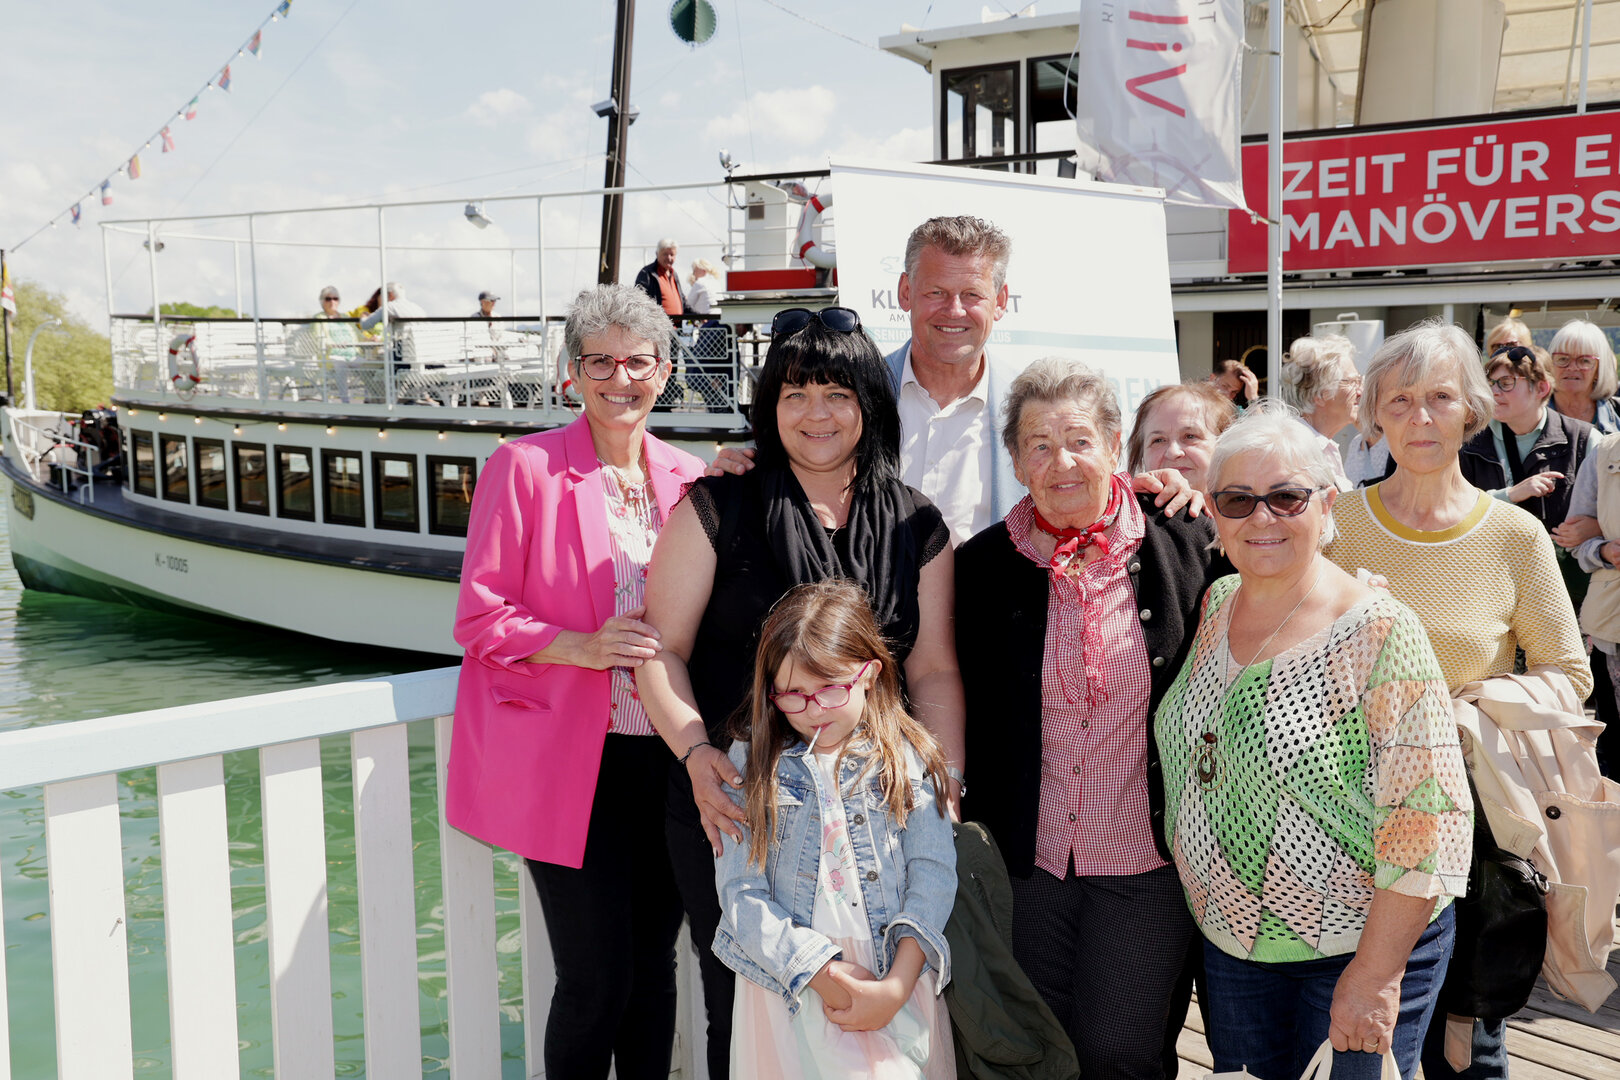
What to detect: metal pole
<box><xmin>597</xmin><ymin>0</ymin><xmax>636</xmax><ymax>285</ymax></box>
<box><xmin>510</xmin><ymin>249</ymin><xmax>518</xmax><ymax>316</ymax></box>
<box><xmin>1</xmin><ymin>248</ymin><xmax>13</xmax><ymax>402</ymax></box>
<box><xmin>248</xmin><ymin>215</ymin><xmax>266</xmax><ymax>401</ymax></box>
<box><xmin>1266</xmin><ymin>0</ymin><xmax>1284</xmax><ymax>393</ymax></box>
<box><xmin>147</xmin><ymin>221</ymin><xmax>164</xmax><ymax>390</ymax></box>
<box><xmin>379</xmin><ymin>207</ymin><xmax>392</xmax><ymax>406</ymax></box>
<box><xmin>1579</xmin><ymin>0</ymin><xmax>1594</xmax><ymax>114</ymax></box>
<box><xmin>24</xmin><ymin>317</ymin><xmax>64</xmax><ymax>411</ymax></box>
<box><xmin>101</xmin><ymin>226</ymin><xmax>115</xmax><ymax>334</ymax></box>
<box><xmin>233</xmin><ymin>240</ymin><xmax>243</xmax><ymax>314</ymax></box>
<box><xmin>537</xmin><ymin>195</ymin><xmax>551</xmax><ymax>412</ymax></box>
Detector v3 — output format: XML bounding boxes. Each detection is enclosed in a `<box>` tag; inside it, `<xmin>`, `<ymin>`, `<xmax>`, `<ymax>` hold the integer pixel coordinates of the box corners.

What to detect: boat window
<box><xmin>372</xmin><ymin>453</ymin><xmax>419</xmax><ymax>532</ymax></box>
<box><xmin>194</xmin><ymin>438</ymin><xmax>228</xmax><ymax>509</ymax></box>
<box><xmin>322</xmin><ymin>450</ymin><xmax>366</xmax><ymax>527</ymax></box>
<box><xmin>160</xmin><ymin>435</ymin><xmax>190</xmax><ymax>503</ymax></box>
<box><xmin>277</xmin><ymin>447</ymin><xmax>316</xmax><ymax>522</ymax></box>
<box><xmin>1026</xmin><ymin>55</ymin><xmax>1079</xmax><ymax>175</ymax></box>
<box><xmin>234</xmin><ymin>442</ymin><xmax>270</xmax><ymax>516</ymax></box>
<box><xmin>427</xmin><ymin>456</ymin><xmax>476</xmax><ymax>537</ymax></box>
<box><xmin>132</xmin><ymin>431</ymin><xmax>156</xmax><ymax>496</ymax></box>
<box><xmin>942</xmin><ymin>63</ymin><xmax>1019</xmax><ymax>166</ymax></box>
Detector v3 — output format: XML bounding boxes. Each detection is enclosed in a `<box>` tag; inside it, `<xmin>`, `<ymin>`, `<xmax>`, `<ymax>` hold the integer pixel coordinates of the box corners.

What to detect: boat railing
<box><xmin>5</xmin><ymin>411</ymin><xmax>98</xmax><ymax>502</ymax></box>
<box><xmin>0</xmin><ymin>667</ymin><xmax>707</xmax><ymax>1079</ymax></box>
<box><xmin>111</xmin><ymin>314</ymin><xmax>749</xmax><ymax>430</ymax></box>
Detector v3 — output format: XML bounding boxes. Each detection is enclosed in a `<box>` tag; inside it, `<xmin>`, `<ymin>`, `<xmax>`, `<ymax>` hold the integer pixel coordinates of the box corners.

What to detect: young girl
<box><xmin>712</xmin><ymin>580</ymin><xmax>957</xmax><ymax>1079</ymax></box>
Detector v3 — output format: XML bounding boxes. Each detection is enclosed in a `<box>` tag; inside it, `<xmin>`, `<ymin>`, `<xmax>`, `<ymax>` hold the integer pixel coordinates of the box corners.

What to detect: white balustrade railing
<box><xmin>6</xmin><ymin>412</ymin><xmax>97</xmax><ymax>502</ymax></box>
<box><xmin>0</xmin><ymin>668</ymin><xmax>705</xmax><ymax>1079</ymax></box>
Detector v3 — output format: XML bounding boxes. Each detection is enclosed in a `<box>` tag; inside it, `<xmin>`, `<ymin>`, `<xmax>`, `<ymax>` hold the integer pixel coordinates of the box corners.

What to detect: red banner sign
<box><xmin>1227</xmin><ymin>109</ymin><xmax>1620</xmax><ymax>274</ymax></box>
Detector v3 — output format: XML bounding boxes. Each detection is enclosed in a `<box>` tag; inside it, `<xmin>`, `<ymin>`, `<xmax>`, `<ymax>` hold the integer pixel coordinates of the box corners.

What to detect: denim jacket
<box><xmin>712</xmin><ymin>739</ymin><xmax>957</xmax><ymax>1017</ymax></box>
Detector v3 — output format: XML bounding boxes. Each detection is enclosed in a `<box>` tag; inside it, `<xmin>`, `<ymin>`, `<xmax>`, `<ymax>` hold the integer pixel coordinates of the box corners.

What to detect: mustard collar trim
<box><xmin>1366</xmin><ymin>483</ymin><xmax>1491</xmax><ymax>543</ymax></box>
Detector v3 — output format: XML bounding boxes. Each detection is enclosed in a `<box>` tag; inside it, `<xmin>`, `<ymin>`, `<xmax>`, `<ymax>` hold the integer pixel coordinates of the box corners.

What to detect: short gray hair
<box><xmin>1207</xmin><ymin>400</ymin><xmax>1339</xmax><ymax>546</ymax></box>
<box><xmin>1549</xmin><ymin>318</ymin><xmax>1619</xmax><ymax>400</ymax></box>
<box><xmin>1001</xmin><ymin>356</ymin><xmax>1121</xmax><ymax>461</ymax></box>
<box><xmin>563</xmin><ymin>283</ymin><xmax>675</xmax><ymax>362</ymax></box>
<box><xmin>386</xmin><ymin>281</ymin><xmax>402</xmax><ymax>298</ymax></box>
<box><xmin>1279</xmin><ymin>334</ymin><xmax>1356</xmax><ymax>415</ymax></box>
<box><xmin>903</xmin><ymin>216</ymin><xmax>1012</xmax><ymax>291</ymax></box>
<box><xmin>1359</xmin><ymin>319</ymin><xmax>1494</xmax><ymax>442</ymax></box>
<box><xmin>656</xmin><ymin>237</ymin><xmax>679</xmax><ymax>254</ymax></box>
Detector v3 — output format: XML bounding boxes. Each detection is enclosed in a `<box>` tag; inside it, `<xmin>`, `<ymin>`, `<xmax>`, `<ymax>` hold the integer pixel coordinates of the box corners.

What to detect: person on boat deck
<box><xmin>472</xmin><ymin>290</ymin><xmax>508</xmax><ymax>359</ymax></box>
<box><xmin>309</xmin><ymin>285</ymin><xmax>361</xmax><ymax>403</ymax></box>
<box><xmin>473</xmin><ymin>289</ymin><xmax>499</xmax><ymax>318</ymax></box>
<box><xmin>446</xmin><ymin>283</ymin><xmax>706</xmax><ymax>1080</ymax></box>
<box><xmin>705</xmin><ymin>215</ymin><xmax>1201</xmax><ymax>545</ymax></box>
<box><xmin>635</xmin><ymin>238</ymin><xmax>689</xmax><ymax>319</ymax></box>
<box><xmin>358</xmin><ymin>281</ymin><xmax>427</xmax><ymax>370</ymax></box>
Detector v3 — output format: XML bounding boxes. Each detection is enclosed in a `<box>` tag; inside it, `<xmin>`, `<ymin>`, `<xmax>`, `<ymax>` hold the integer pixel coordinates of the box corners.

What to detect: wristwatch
<box><xmin>946</xmin><ymin>766</ymin><xmax>966</xmax><ymax>799</ymax></box>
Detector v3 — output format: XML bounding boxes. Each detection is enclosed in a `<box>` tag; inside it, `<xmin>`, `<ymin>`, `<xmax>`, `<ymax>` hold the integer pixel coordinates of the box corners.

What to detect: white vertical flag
<box><xmin>1073</xmin><ymin>0</ymin><xmax>1246</xmax><ymax>211</ymax></box>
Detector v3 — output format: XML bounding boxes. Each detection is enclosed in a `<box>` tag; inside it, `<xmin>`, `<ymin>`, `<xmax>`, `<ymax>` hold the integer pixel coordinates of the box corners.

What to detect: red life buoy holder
<box><xmin>168</xmin><ymin>333</ymin><xmax>201</xmax><ymax>400</ymax></box>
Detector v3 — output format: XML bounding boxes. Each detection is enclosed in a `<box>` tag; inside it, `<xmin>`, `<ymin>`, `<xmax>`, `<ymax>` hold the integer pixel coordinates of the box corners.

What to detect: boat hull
<box><xmin>5</xmin><ymin>468</ymin><xmax>462</xmax><ymax>655</ymax></box>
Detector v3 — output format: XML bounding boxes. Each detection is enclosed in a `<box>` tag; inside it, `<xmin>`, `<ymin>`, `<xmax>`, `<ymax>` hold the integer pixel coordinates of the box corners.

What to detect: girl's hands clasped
<box><xmin>824</xmin><ymin>964</ymin><xmax>911</xmax><ymax>1032</ymax></box>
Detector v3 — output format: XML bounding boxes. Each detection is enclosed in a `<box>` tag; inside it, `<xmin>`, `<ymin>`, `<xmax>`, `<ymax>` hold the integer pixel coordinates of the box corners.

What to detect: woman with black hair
<box><xmin>638</xmin><ymin>307</ymin><xmax>965</xmax><ymax>1078</ymax></box>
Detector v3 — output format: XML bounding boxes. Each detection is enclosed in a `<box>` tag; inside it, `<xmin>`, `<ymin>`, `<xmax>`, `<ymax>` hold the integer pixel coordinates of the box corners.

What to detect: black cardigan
<box><xmin>955</xmin><ymin>494</ymin><xmax>1228</xmax><ymax>877</ymax></box>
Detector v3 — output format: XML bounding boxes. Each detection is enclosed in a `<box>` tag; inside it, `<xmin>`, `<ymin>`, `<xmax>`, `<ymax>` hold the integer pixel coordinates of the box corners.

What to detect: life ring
<box><xmin>792</xmin><ymin>192</ymin><xmax>835</xmax><ymax>270</ymax></box>
<box><xmin>168</xmin><ymin>333</ymin><xmax>201</xmax><ymax>400</ymax></box>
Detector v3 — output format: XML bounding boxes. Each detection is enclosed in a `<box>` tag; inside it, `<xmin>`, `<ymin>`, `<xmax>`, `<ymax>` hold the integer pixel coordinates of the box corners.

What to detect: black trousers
<box><xmin>1010</xmin><ymin>862</ymin><xmax>1196</xmax><ymax>1080</ymax></box>
<box><xmin>665</xmin><ymin>766</ymin><xmax>736</xmax><ymax>1079</ymax></box>
<box><xmin>526</xmin><ymin>734</ymin><xmax>684</xmax><ymax>1080</ymax></box>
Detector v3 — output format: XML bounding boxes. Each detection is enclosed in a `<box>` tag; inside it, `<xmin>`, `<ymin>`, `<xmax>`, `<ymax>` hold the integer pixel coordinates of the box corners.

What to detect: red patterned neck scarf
<box><xmin>1033</xmin><ymin>474</ymin><xmax>1127</xmax><ymax>569</ymax></box>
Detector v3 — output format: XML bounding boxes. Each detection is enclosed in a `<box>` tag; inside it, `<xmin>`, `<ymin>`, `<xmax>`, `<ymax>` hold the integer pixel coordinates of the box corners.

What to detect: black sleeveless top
<box><xmin>682</xmin><ymin>469</ymin><xmax>950</xmax><ymax>747</ymax></box>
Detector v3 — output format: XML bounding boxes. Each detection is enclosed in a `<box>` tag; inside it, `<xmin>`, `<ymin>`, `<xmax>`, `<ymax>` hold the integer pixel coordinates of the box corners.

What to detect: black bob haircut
<box><xmin>749</xmin><ymin>321</ymin><xmax>902</xmax><ymax>494</ymax></box>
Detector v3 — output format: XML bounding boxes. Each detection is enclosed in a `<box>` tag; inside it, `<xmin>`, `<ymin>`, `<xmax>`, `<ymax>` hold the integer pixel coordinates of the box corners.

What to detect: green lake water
<box><xmin>0</xmin><ymin>499</ymin><xmax>533</xmax><ymax>1076</ymax></box>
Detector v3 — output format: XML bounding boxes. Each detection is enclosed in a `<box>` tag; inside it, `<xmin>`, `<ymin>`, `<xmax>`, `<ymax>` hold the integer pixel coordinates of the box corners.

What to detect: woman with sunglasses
<box><xmin>445</xmin><ymin>283</ymin><xmax>706</xmax><ymax>1080</ymax></box>
<box><xmin>1155</xmin><ymin>403</ymin><xmax>1467</xmax><ymax>1080</ymax></box>
<box><xmin>1324</xmin><ymin>321</ymin><xmax>1590</xmax><ymax>1080</ymax></box>
<box><xmin>954</xmin><ymin>356</ymin><xmax>1228</xmax><ymax>1079</ymax></box>
<box><xmin>637</xmin><ymin>306</ymin><xmax>964</xmax><ymax>1078</ymax></box>
<box><xmin>1545</xmin><ymin>318</ymin><xmax>1620</xmax><ymax>434</ymax></box>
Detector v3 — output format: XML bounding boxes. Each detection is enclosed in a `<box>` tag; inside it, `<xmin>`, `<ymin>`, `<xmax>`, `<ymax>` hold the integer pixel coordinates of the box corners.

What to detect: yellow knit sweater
<box><xmin>1326</xmin><ymin>485</ymin><xmax>1592</xmax><ymax>699</ymax></box>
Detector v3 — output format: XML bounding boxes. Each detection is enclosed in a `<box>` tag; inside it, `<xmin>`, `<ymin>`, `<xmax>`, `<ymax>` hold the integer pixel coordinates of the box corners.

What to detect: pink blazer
<box><xmin>445</xmin><ymin>416</ymin><xmax>705</xmax><ymax>867</ymax></box>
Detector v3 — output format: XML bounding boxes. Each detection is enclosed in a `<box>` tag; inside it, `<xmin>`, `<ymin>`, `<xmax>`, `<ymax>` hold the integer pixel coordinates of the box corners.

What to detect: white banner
<box><xmin>830</xmin><ymin>159</ymin><xmax>1180</xmax><ymax>422</ymax></box>
<box><xmin>1073</xmin><ymin>0</ymin><xmax>1246</xmax><ymax>212</ymax></box>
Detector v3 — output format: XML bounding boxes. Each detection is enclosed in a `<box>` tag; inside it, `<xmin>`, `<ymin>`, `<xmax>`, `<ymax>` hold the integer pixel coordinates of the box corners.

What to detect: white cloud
<box><xmin>466</xmin><ymin>89</ymin><xmax>531</xmax><ymax>127</ymax></box>
<box><xmin>704</xmin><ymin>85</ymin><xmax>837</xmax><ymax>146</ymax></box>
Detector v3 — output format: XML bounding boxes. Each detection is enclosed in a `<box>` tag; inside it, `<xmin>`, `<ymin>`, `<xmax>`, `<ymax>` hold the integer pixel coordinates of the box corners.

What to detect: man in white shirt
<box><xmin>359</xmin><ymin>281</ymin><xmax>428</xmax><ymax>372</ymax></box>
<box><xmin>709</xmin><ymin>216</ymin><xmax>1195</xmax><ymax>541</ymax></box>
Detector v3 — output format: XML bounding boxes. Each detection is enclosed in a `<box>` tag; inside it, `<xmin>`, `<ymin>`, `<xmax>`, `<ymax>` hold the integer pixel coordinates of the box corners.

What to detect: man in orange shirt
<box><xmin>633</xmin><ymin>238</ymin><xmax>688</xmax><ymax>318</ymax></box>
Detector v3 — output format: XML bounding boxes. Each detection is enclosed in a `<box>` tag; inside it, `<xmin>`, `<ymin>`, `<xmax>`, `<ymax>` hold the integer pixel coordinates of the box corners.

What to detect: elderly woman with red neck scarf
<box><xmin>954</xmin><ymin>356</ymin><xmax>1231</xmax><ymax>1080</ymax></box>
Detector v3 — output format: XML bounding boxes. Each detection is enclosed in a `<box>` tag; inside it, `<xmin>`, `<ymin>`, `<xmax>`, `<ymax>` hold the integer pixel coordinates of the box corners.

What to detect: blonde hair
<box><xmin>687</xmin><ymin>258</ymin><xmax>722</xmax><ymax>285</ymax></box>
<box><xmin>1279</xmin><ymin>335</ymin><xmax>1356</xmax><ymax>416</ymax></box>
<box><xmin>738</xmin><ymin>581</ymin><xmax>949</xmax><ymax>869</ymax></box>
<box><xmin>1485</xmin><ymin>317</ymin><xmax>1532</xmax><ymax>354</ymax></box>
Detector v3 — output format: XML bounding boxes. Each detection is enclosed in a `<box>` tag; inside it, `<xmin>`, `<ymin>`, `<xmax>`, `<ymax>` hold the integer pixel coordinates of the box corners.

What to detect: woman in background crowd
<box><xmin>1484</xmin><ymin>316</ymin><xmax>1532</xmax><ymax>355</ymax></box>
<box><xmin>1127</xmin><ymin>382</ymin><xmax>1237</xmax><ymax>493</ymax></box>
<box><xmin>1546</xmin><ymin>318</ymin><xmax>1620</xmax><ymax>434</ymax></box>
<box><xmin>1278</xmin><ymin>334</ymin><xmax>1360</xmax><ymax>489</ymax></box>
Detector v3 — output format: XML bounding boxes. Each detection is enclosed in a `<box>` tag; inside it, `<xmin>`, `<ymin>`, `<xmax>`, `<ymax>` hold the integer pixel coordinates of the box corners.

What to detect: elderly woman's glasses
<box><xmin>771</xmin><ymin>306</ymin><xmax>862</xmax><ymax>337</ymax></box>
<box><xmin>769</xmin><ymin>660</ymin><xmax>873</xmax><ymax>714</ymax></box>
<box><xmin>1552</xmin><ymin>352</ymin><xmax>1601</xmax><ymax>369</ymax></box>
<box><xmin>576</xmin><ymin>354</ymin><xmax>661</xmax><ymax>380</ymax></box>
<box><xmin>1489</xmin><ymin>375</ymin><xmax>1522</xmax><ymax>393</ymax></box>
<box><xmin>1211</xmin><ymin>487</ymin><xmax>1322</xmax><ymax>519</ymax></box>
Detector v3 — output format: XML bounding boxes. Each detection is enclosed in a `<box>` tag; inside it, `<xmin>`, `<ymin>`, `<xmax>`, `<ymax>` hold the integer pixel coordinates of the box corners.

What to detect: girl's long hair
<box><xmin>736</xmin><ymin>580</ymin><xmax>950</xmax><ymax>869</ymax></box>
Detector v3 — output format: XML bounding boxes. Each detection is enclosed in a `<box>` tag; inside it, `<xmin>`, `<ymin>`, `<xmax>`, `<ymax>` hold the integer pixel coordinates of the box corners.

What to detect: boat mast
<box><xmin>597</xmin><ymin>0</ymin><xmax>636</xmax><ymax>284</ymax></box>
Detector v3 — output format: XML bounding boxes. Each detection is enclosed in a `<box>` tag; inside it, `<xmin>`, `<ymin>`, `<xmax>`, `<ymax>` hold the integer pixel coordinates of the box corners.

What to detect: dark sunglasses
<box><xmin>1491</xmin><ymin>344</ymin><xmax>1533</xmax><ymax>363</ymax></box>
<box><xmin>1211</xmin><ymin>487</ymin><xmax>1323</xmax><ymax>519</ymax></box>
<box><xmin>771</xmin><ymin>306</ymin><xmax>862</xmax><ymax>337</ymax></box>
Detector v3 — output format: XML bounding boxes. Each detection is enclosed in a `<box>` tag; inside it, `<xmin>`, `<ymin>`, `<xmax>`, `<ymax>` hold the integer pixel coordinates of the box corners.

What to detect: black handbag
<box><xmin>1440</xmin><ymin>770</ymin><xmax>1550</xmax><ymax>1020</ymax></box>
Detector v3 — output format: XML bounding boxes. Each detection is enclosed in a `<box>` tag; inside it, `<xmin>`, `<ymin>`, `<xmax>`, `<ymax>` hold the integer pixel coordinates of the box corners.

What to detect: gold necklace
<box><xmin>1195</xmin><ymin>568</ymin><xmax>1323</xmax><ymax>789</ymax></box>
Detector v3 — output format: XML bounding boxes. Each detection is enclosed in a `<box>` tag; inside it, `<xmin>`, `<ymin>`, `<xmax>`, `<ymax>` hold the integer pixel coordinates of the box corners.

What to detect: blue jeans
<box><xmin>1203</xmin><ymin>904</ymin><xmax>1456</xmax><ymax>1080</ymax></box>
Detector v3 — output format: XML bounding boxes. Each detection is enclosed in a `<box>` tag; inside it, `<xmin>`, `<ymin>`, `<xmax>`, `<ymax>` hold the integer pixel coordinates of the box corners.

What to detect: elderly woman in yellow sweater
<box><xmin>1323</xmin><ymin>319</ymin><xmax>1591</xmax><ymax>1080</ymax></box>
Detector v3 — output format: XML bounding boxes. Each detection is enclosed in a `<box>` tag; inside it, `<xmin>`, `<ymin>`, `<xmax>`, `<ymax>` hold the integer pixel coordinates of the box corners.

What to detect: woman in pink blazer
<box><xmin>447</xmin><ymin>283</ymin><xmax>707</xmax><ymax>1080</ymax></box>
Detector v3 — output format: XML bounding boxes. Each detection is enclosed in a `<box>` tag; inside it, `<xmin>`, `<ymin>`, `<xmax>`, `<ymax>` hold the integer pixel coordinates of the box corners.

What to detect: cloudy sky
<box><xmin>1</xmin><ymin>0</ymin><xmax>1042</xmax><ymax>323</ymax></box>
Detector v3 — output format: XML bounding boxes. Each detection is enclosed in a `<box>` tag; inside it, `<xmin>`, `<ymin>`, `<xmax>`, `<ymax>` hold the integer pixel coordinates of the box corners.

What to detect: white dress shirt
<box><xmin>897</xmin><ymin>353</ymin><xmax>993</xmax><ymax>546</ymax></box>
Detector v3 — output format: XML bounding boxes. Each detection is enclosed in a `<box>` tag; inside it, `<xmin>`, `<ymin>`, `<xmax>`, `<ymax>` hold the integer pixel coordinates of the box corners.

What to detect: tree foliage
<box><xmin>159</xmin><ymin>301</ymin><xmax>240</xmax><ymax>319</ymax></box>
<box><xmin>5</xmin><ymin>279</ymin><xmax>113</xmax><ymax>412</ymax></box>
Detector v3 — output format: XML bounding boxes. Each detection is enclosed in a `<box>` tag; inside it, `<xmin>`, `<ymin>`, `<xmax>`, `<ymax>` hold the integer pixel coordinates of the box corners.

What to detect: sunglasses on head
<box><xmin>1491</xmin><ymin>344</ymin><xmax>1533</xmax><ymax>363</ymax></box>
<box><xmin>1211</xmin><ymin>487</ymin><xmax>1323</xmax><ymax>519</ymax></box>
<box><xmin>771</xmin><ymin>306</ymin><xmax>862</xmax><ymax>337</ymax></box>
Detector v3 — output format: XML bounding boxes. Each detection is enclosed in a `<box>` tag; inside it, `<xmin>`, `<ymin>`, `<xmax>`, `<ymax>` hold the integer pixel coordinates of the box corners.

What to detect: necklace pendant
<box><xmin>1195</xmin><ymin>736</ymin><xmax>1219</xmax><ymax>788</ymax></box>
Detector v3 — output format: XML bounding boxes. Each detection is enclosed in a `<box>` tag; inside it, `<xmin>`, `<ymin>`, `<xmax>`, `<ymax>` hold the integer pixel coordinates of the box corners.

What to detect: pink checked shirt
<box><xmin>1007</xmin><ymin>491</ymin><xmax>1168</xmax><ymax>878</ymax></box>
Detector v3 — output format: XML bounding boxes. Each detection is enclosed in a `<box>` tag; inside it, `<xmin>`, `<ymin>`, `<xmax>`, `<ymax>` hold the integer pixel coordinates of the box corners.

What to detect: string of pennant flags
<box><xmin>12</xmin><ymin>0</ymin><xmax>292</xmax><ymax>252</ymax></box>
